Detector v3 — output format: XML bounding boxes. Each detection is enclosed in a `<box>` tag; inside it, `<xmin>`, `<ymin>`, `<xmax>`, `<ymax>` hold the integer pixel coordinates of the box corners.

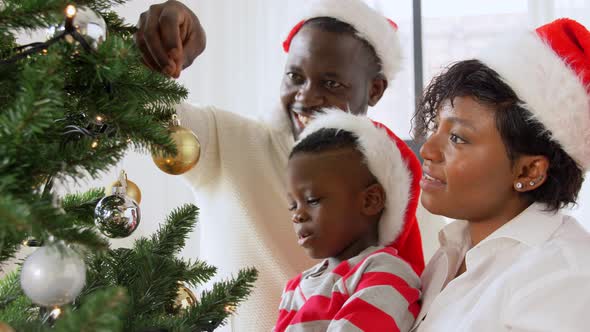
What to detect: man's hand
<box><xmin>135</xmin><ymin>0</ymin><xmax>206</xmax><ymax>78</ymax></box>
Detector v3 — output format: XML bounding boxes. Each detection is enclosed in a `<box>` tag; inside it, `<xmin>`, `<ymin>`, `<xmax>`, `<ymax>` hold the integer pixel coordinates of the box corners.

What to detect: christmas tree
<box><xmin>0</xmin><ymin>0</ymin><xmax>258</xmax><ymax>331</ymax></box>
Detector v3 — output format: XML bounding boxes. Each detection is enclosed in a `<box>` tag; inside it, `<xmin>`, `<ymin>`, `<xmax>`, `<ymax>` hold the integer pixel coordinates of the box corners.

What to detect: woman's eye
<box><xmin>450</xmin><ymin>133</ymin><xmax>467</xmax><ymax>144</ymax></box>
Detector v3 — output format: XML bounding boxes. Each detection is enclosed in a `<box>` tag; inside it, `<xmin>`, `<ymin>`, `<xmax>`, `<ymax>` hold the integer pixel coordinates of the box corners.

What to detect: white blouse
<box><xmin>413</xmin><ymin>203</ymin><xmax>590</xmax><ymax>332</ymax></box>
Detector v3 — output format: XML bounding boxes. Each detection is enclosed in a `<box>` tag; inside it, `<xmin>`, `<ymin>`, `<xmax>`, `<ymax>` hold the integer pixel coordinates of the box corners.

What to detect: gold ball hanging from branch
<box><xmin>167</xmin><ymin>283</ymin><xmax>198</xmax><ymax>314</ymax></box>
<box><xmin>107</xmin><ymin>178</ymin><xmax>142</xmax><ymax>204</ymax></box>
<box><xmin>152</xmin><ymin>116</ymin><xmax>200</xmax><ymax>175</ymax></box>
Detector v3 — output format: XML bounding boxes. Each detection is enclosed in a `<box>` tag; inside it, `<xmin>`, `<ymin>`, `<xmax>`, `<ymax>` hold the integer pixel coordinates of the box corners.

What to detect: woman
<box><xmin>413</xmin><ymin>18</ymin><xmax>590</xmax><ymax>331</ymax></box>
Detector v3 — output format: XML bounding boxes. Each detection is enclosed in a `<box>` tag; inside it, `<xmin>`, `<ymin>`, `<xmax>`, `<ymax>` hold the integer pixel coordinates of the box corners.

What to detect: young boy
<box><xmin>275</xmin><ymin>111</ymin><xmax>422</xmax><ymax>332</ymax></box>
<box><xmin>413</xmin><ymin>18</ymin><xmax>590</xmax><ymax>331</ymax></box>
<box><xmin>135</xmin><ymin>0</ymin><xmax>424</xmax><ymax>329</ymax></box>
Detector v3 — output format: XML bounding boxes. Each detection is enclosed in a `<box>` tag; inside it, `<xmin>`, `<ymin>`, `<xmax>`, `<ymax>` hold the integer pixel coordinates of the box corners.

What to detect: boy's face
<box><xmin>419</xmin><ymin>96</ymin><xmax>519</xmax><ymax>221</ymax></box>
<box><xmin>280</xmin><ymin>26</ymin><xmax>386</xmax><ymax>138</ymax></box>
<box><xmin>286</xmin><ymin>148</ymin><xmax>380</xmax><ymax>261</ymax></box>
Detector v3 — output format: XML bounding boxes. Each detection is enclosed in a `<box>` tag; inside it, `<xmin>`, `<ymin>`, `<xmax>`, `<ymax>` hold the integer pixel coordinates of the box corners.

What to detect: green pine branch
<box><xmin>185</xmin><ymin>268</ymin><xmax>259</xmax><ymax>331</ymax></box>
<box><xmin>149</xmin><ymin>204</ymin><xmax>199</xmax><ymax>257</ymax></box>
<box><xmin>54</xmin><ymin>287</ymin><xmax>129</xmax><ymax>332</ymax></box>
<box><xmin>174</xmin><ymin>258</ymin><xmax>217</xmax><ymax>287</ymax></box>
<box><xmin>74</xmin><ymin>0</ymin><xmax>130</xmax><ymax>14</ymax></box>
<box><xmin>102</xmin><ymin>11</ymin><xmax>137</xmax><ymax>36</ymax></box>
<box><xmin>0</xmin><ymin>271</ymin><xmax>36</xmax><ymax>326</ymax></box>
<box><xmin>0</xmin><ymin>1</ymin><xmax>259</xmax><ymax>330</ymax></box>
<box><xmin>61</xmin><ymin>188</ymin><xmax>106</xmax><ymax>226</ymax></box>
<box><xmin>0</xmin><ymin>194</ymin><xmax>30</xmax><ymax>264</ymax></box>
<box><xmin>0</xmin><ymin>0</ymin><xmax>66</xmax><ymax>30</ymax></box>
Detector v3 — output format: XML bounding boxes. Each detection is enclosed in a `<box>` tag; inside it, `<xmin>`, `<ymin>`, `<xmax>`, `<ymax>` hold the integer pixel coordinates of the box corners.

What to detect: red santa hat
<box><xmin>282</xmin><ymin>0</ymin><xmax>401</xmax><ymax>82</ymax></box>
<box><xmin>479</xmin><ymin>18</ymin><xmax>590</xmax><ymax>170</ymax></box>
<box><xmin>296</xmin><ymin>111</ymin><xmax>424</xmax><ymax>274</ymax></box>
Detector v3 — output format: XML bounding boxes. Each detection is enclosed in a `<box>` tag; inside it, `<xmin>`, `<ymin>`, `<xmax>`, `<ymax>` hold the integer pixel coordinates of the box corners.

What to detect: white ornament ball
<box><xmin>20</xmin><ymin>244</ymin><xmax>86</xmax><ymax>306</ymax></box>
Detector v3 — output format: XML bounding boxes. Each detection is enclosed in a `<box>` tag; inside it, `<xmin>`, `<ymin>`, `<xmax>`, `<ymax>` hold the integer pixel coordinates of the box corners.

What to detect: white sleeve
<box><xmin>175</xmin><ymin>102</ymin><xmax>270</xmax><ymax>187</ymax></box>
<box><xmin>502</xmin><ymin>270</ymin><xmax>590</xmax><ymax>331</ymax></box>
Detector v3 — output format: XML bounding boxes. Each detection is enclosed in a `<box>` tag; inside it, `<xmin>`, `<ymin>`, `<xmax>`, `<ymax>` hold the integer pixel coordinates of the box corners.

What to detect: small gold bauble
<box><xmin>152</xmin><ymin>126</ymin><xmax>200</xmax><ymax>175</ymax></box>
<box><xmin>0</xmin><ymin>322</ymin><xmax>15</xmax><ymax>332</ymax></box>
<box><xmin>32</xmin><ymin>175</ymin><xmax>46</xmax><ymax>189</ymax></box>
<box><xmin>108</xmin><ymin>179</ymin><xmax>142</xmax><ymax>204</ymax></box>
<box><xmin>168</xmin><ymin>284</ymin><xmax>197</xmax><ymax>314</ymax></box>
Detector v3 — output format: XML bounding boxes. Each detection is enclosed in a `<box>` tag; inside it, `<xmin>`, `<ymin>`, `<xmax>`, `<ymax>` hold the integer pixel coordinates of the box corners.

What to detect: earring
<box><xmin>515</xmin><ymin>182</ymin><xmax>523</xmax><ymax>190</ymax></box>
<box><xmin>530</xmin><ymin>175</ymin><xmax>545</xmax><ymax>187</ymax></box>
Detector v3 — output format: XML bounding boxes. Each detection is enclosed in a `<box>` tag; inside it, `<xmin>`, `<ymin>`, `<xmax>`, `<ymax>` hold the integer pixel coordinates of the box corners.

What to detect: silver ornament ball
<box><xmin>71</xmin><ymin>6</ymin><xmax>107</xmax><ymax>49</ymax></box>
<box><xmin>94</xmin><ymin>191</ymin><xmax>140</xmax><ymax>238</ymax></box>
<box><xmin>47</xmin><ymin>6</ymin><xmax>107</xmax><ymax>49</ymax></box>
<box><xmin>20</xmin><ymin>244</ymin><xmax>86</xmax><ymax>307</ymax></box>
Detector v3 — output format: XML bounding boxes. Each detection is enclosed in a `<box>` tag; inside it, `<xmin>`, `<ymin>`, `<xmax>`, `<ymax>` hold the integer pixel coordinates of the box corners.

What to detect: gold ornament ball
<box><xmin>108</xmin><ymin>179</ymin><xmax>142</xmax><ymax>204</ymax></box>
<box><xmin>168</xmin><ymin>284</ymin><xmax>197</xmax><ymax>313</ymax></box>
<box><xmin>152</xmin><ymin>126</ymin><xmax>200</xmax><ymax>175</ymax></box>
<box><xmin>32</xmin><ymin>175</ymin><xmax>46</xmax><ymax>189</ymax></box>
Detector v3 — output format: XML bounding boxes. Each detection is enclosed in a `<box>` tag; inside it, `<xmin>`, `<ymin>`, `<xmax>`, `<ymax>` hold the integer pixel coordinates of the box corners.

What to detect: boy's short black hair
<box><xmin>413</xmin><ymin>59</ymin><xmax>584</xmax><ymax>211</ymax></box>
<box><xmin>303</xmin><ymin>17</ymin><xmax>382</xmax><ymax>77</ymax></box>
<box><xmin>290</xmin><ymin>128</ymin><xmax>359</xmax><ymax>158</ymax></box>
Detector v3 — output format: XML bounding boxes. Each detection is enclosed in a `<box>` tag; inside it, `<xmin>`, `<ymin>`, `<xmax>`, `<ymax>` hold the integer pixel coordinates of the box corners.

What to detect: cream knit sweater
<box><xmin>176</xmin><ymin>103</ymin><xmax>316</xmax><ymax>331</ymax></box>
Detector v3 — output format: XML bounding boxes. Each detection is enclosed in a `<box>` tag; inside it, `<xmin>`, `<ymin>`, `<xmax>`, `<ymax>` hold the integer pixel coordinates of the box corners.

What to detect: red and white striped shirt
<box><xmin>274</xmin><ymin>246</ymin><xmax>421</xmax><ymax>332</ymax></box>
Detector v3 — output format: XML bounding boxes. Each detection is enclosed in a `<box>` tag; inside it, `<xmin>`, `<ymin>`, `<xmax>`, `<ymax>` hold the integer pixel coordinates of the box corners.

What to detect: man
<box><xmin>135</xmin><ymin>0</ymin><xmax>423</xmax><ymax>330</ymax></box>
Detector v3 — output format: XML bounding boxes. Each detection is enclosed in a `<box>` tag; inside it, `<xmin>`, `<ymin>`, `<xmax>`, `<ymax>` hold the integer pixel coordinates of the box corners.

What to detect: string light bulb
<box><xmin>50</xmin><ymin>307</ymin><xmax>61</xmax><ymax>319</ymax></box>
<box><xmin>65</xmin><ymin>5</ymin><xmax>77</xmax><ymax>18</ymax></box>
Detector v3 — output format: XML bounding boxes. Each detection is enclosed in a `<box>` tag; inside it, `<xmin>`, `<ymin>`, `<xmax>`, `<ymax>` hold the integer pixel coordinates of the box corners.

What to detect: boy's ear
<box><xmin>362</xmin><ymin>183</ymin><xmax>386</xmax><ymax>216</ymax></box>
<box><xmin>368</xmin><ymin>76</ymin><xmax>387</xmax><ymax>106</ymax></box>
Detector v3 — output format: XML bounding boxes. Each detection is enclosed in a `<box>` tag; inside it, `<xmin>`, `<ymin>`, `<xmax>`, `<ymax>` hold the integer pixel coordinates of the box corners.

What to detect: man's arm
<box><xmin>135</xmin><ymin>0</ymin><xmax>206</xmax><ymax>78</ymax></box>
<box><xmin>176</xmin><ymin>104</ymin><xmax>273</xmax><ymax>187</ymax></box>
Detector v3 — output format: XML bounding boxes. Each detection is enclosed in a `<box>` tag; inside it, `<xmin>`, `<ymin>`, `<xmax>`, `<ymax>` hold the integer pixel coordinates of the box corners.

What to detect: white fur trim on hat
<box><xmin>479</xmin><ymin>31</ymin><xmax>590</xmax><ymax>170</ymax></box>
<box><xmin>296</xmin><ymin>110</ymin><xmax>411</xmax><ymax>246</ymax></box>
<box><xmin>295</xmin><ymin>0</ymin><xmax>402</xmax><ymax>82</ymax></box>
